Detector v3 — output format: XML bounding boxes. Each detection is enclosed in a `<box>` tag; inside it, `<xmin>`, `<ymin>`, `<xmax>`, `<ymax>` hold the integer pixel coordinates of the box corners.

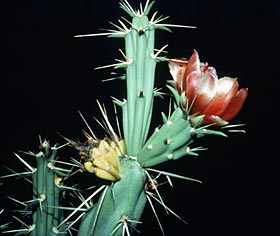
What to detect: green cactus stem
<box><xmin>0</xmin><ymin>138</ymin><xmax>73</xmax><ymax>236</ymax></box>
<box><xmin>29</xmin><ymin>140</ymin><xmax>65</xmax><ymax>236</ymax></box>
<box><xmin>78</xmin><ymin>157</ymin><xmax>146</xmax><ymax>236</ymax></box>
<box><xmin>112</xmin><ymin>5</ymin><xmax>159</xmax><ymax>156</ymax></box>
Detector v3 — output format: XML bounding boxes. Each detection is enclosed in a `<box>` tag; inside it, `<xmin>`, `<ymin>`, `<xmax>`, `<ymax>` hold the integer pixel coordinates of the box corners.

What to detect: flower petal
<box><xmin>202</xmin><ymin>77</ymin><xmax>238</xmax><ymax>117</ymax></box>
<box><xmin>220</xmin><ymin>88</ymin><xmax>248</xmax><ymax>121</ymax></box>
<box><xmin>191</xmin><ymin>70</ymin><xmax>218</xmax><ymax>113</ymax></box>
<box><xmin>184</xmin><ymin>49</ymin><xmax>200</xmax><ymax>76</ymax></box>
<box><xmin>184</xmin><ymin>70</ymin><xmax>199</xmax><ymax>107</ymax></box>
<box><xmin>168</xmin><ymin>58</ymin><xmax>188</xmax><ymax>93</ymax></box>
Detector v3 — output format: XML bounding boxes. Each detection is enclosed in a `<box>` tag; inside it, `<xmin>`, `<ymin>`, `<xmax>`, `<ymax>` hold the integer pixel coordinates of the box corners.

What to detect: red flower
<box><xmin>168</xmin><ymin>50</ymin><xmax>248</xmax><ymax>125</ymax></box>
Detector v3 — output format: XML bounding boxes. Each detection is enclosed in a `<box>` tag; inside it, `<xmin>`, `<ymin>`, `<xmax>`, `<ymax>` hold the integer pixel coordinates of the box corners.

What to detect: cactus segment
<box><xmin>121</xmin><ymin>13</ymin><xmax>157</xmax><ymax>156</ymax></box>
<box><xmin>18</xmin><ymin>140</ymin><xmax>66</xmax><ymax>236</ymax></box>
<box><xmin>138</xmin><ymin>107</ymin><xmax>192</xmax><ymax>167</ymax></box>
<box><xmin>78</xmin><ymin>157</ymin><xmax>147</xmax><ymax>236</ymax></box>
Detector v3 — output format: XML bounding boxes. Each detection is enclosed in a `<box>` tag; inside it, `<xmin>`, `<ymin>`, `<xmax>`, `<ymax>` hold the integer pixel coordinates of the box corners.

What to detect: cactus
<box><xmin>1</xmin><ymin>0</ymin><xmax>248</xmax><ymax>235</ymax></box>
<box><xmin>0</xmin><ymin>137</ymin><xmax>72</xmax><ymax>235</ymax></box>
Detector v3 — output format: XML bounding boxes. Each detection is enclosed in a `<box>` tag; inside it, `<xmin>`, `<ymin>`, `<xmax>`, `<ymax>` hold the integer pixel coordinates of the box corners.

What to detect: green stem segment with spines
<box><xmin>120</xmin><ymin>14</ymin><xmax>157</xmax><ymax>156</ymax></box>
<box><xmin>78</xmin><ymin>157</ymin><xmax>146</xmax><ymax>236</ymax></box>
<box><xmin>29</xmin><ymin>141</ymin><xmax>63</xmax><ymax>236</ymax></box>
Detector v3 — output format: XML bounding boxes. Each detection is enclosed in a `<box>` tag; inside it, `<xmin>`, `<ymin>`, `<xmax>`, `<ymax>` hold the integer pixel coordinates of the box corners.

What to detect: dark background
<box><xmin>1</xmin><ymin>0</ymin><xmax>279</xmax><ymax>234</ymax></box>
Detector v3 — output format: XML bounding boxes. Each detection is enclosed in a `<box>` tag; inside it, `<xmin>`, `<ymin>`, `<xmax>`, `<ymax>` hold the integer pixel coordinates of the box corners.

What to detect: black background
<box><xmin>1</xmin><ymin>0</ymin><xmax>279</xmax><ymax>234</ymax></box>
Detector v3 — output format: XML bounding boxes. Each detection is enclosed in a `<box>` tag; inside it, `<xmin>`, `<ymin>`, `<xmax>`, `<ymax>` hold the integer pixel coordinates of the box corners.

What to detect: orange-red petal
<box><xmin>220</xmin><ymin>88</ymin><xmax>248</xmax><ymax>121</ymax></box>
<box><xmin>202</xmin><ymin>77</ymin><xmax>238</xmax><ymax>117</ymax></box>
<box><xmin>184</xmin><ymin>50</ymin><xmax>200</xmax><ymax>76</ymax></box>
<box><xmin>191</xmin><ymin>72</ymin><xmax>218</xmax><ymax>114</ymax></box>
<box><xmin>185</xmin><ymin>70</ymin><xmax>199</xmax><ymax>104</ymax></box>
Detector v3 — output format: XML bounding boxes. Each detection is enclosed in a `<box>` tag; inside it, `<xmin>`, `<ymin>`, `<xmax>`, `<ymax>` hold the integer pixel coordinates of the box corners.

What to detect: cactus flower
<box><xmin>82</xmin><ymin>139</ymin><xmax>125</xmax><ymax>181</ymax></box>
<box><xmin>168</xmin><ymin>50</ymin><xmax>248</xmax><ymax>125</ymax></box>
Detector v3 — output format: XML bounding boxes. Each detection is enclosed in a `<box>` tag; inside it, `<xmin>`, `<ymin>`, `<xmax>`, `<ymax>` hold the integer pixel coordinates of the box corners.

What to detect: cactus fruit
<box><xmin>1</xmin><ymin>0</ymin><xmax>247</xmax><ymax>235</ymax></box>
